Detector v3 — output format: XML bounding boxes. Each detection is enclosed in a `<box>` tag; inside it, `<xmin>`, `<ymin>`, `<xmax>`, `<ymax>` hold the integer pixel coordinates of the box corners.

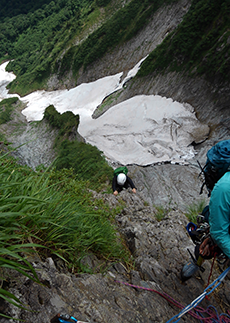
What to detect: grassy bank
<box><xmin>0</xmin><ymin>151</ymin><xmax>129</xmax><ymax>313</ymax></box>
<box><xmin>0</xmin><ymin>101</ymin><xmax>130</xmax><ymax>314</ymax></box>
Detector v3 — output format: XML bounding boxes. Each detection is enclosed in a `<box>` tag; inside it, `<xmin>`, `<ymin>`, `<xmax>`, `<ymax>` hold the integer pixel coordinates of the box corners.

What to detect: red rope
<box><xmin>114</xmin><ymin>279</ymin><xmax>230</xmax><ymax>322</ymax></box>
<box><xmin>114</xmin><ymin>280</ymin><xmax>209</xmax><ymax>320</ymax></box>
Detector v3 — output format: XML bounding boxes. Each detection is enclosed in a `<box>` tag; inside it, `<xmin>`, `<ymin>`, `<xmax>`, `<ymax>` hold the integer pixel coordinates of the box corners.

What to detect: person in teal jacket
<box><xmin>181</xmin><ymin>171</ymin><xmax>230</xmax><ymax>281</ymax></box>
<box><xmin>209</xmin><ymin>171</ymin><xmax>230</xmax><ymax>259</ymax></box>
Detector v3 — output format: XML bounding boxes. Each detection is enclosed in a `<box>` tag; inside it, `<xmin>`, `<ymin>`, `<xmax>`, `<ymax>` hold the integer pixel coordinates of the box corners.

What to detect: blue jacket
<box><xmin>209</xmin><ymin>171</ymin><xmax>230</xmax><ymax>258</ymax></box>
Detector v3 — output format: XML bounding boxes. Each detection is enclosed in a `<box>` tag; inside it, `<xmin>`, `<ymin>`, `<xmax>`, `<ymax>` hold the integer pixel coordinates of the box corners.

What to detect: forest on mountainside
<box><xmin>0</xmin><ymin>0</ymin><xmax>98</xmax><ymax>19</ymax></box>
<box><xmin>0</xmin><ymin>0</ymin><xmax>176</xmax><ymax>95</ymax></box>
<box><xmin>138</xmin><ymin>0</ymin><xmax>230</xmax><ymax>82</ymax></box>
<box><xmin>1</xmin><ymin>0</ymin><xmax>230</xmax><ymax>96</ymax></box>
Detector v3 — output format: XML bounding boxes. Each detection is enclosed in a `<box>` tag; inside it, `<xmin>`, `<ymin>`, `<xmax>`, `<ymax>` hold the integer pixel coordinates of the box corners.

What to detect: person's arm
<box><xmin>112</xmin><ymin>176</ymin><xmax>118</xmax><ymax>195</ymax></box>
<box><xmin>209</xmin><ymin>180</ymin><xmax>230</xmax><ymax>258</ymax></box>
<box><xmin>126</xmin><ymin>176</ymin><xmax>137</xmax><ymax>193</ymax></box>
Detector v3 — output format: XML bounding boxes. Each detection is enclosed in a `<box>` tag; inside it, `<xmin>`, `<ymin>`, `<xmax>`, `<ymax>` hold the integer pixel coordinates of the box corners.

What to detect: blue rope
<box><xmin>166</xmin><ymin>267</ymin><xmax>230</xmax><ymax>323</ymax></box>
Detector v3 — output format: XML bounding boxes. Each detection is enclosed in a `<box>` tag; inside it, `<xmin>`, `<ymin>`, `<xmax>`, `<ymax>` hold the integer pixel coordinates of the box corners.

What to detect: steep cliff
<box><xmin>2</xmin><ymin>0</ymin><xmax>230</xmax><ymax>321</ymax></box>
<box><xmin>2</xmin><ymin>191</ymin><xmax>230</xmax><ymax>322</ymax></box>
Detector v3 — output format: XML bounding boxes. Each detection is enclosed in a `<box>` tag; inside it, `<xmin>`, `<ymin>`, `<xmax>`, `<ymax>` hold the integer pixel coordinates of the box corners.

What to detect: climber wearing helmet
<box><xmin>112</xmin><ymin>173</ymin><xmax>137</xmax><ymax>196</ymax></box>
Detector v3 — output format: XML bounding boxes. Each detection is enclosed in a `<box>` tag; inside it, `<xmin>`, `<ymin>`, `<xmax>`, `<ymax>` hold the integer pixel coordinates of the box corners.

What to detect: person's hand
<box><xmin>113</xmin><ymin>190</ymin><xmax>118</xmax><ymax>196</ymax></box>
<box><xmin>199</xmin><ymin>237</ymin><xmax>210</xmax><ymax>257</ymax></box>
<box><xmin>132</xmin><ymin>188</ymin><xmax>136</xmax><ymax>194</ymax></box>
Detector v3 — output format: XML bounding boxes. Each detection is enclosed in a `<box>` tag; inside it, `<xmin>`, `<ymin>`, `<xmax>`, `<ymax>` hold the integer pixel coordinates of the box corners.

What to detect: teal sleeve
<box><xmin>209</xmin><ymin>177</ymin><xmax>230</xmax><ymax>259</ymax></box>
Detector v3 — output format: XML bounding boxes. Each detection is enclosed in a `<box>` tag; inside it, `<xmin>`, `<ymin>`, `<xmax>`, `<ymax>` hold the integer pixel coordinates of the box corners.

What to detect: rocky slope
<box><xmin>2</xmin><ymin>0</ymin><xmax>230</xmax><ymax>321</ymax></box>
<box><xmin>2</xmin><ymin>190</ymin><xmax>230</xmax><ymax>323</ymax></box>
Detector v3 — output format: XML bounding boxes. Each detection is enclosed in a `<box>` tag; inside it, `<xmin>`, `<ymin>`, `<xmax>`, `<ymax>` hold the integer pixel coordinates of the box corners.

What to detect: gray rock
<box><xmin>3</xmin><ymin>192</ymin><xmax>229</xmax><ymax>323</ymax></box>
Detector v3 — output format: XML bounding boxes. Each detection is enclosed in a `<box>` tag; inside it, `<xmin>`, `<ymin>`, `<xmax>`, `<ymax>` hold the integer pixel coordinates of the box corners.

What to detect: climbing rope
<box><xmin>167</xmin><ymin>266</ymin><xmax>230</xmax><ymax>322</ymax></box>
<box><xmin>115</xmin><ymin>266</ymin><xmax>230</xmax><ymax>323</ymax></box>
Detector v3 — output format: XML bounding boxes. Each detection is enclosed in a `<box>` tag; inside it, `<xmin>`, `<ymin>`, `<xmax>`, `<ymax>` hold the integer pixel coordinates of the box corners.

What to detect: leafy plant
<box><xmin>96</xmin><ymin>0</ymin><xmax>111</xmax><ymax>6</ymax></box>
<box><xmin>185</xmin><ymin>199</ymin><xmax>207</xmax><ymax>223</ymax></box>
<box><xmin>1</xmin><ymin>0</ymin><xmax>177</xmax><ymax>95</ymax></box>
<box><xmin>0</xmin><ymin>97</ymin><xmax>18</xmax><ymax>125</ymax></box>
<box><xmin>43</xmin><ymin>105</ymin><xmax>114</xmax><ymax>190</ymax></box>
<box><xmin>43</xmin><ymin>104</ymin><xmax>79</xmax><ymax>136</ymax></box>
<box><xmin>0</xmin><ymin>151</ymin><xmax>130</xmax><ymax>316</ymax></box>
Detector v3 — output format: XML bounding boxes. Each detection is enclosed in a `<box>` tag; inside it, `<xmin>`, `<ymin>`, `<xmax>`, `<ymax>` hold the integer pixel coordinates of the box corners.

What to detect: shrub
<box><xmin>0</xmin><ymin>97</ymin><xmax>18</xmax><ymax>125</ymax></box>
<box><xmin>43</xmin><ymin>105</ymin><xmax>79</xmax><ymax>136</ymax></box>
<box><xmin>54</xmin><ymin>139</ymin><xmax>113</xmax><ymax>189</ymax></box>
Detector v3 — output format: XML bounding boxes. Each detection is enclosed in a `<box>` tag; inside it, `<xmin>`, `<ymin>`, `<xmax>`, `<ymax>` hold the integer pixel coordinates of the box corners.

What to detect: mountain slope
<box><xmin>1</xmin><ymin>0</ymin><xmax>230</xmax><ymax>321</ymax></box>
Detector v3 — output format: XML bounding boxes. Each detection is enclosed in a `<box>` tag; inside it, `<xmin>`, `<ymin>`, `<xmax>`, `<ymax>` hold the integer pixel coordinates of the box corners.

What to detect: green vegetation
<box><xmin>94</xmin><ymin>90</ymin><xmax>122</xmax><ymax>117</ymax></box>
<box><xmin>185</xmin><ymin>199</ymin><xmax>207</xmax><ymax>223</ymax></box>
<box><xmin>96</xmin><ymin>0</ymin><xmax>112</xmax><ymax>6</ymax></box>
<box><xmin>0</xmin><ymin>97</ymin><xmax>18</xmax><ymax>125</ymax></box>
<box><xmin>0</xmin><ymin>98</ymin><xmax>128</xmax><ymax>315</ymax></box>
<box><xmin>54</xmin><ymin>140</ymin><xmax>114</xmax><ymax>190</ymax></box>
<box><xmin>154</xmin><ymin>205</ymin><xmax>169</xmax><ymax>222</ymax></box>
<box><xmin>1</xmin><ymin>0</ymin><xmax>230</xmax><ymax>93</ymax></box>
<box><xmin>44</xmin><ymin>104</ymin><xmax>79</xmax><ymax>137</ymax></box>
<box><xmin>138</xmin><ymin>0</ymin><xmax>230</xmax><ymax>82</ymax></box>
<box><xmin>43</xmin><ymin>105</ymin><xmax>113</xmax><ymax>190</ymax></box>
<box><xmin>61</xmin><ymin>0</ymin><xmax>176</xmax><ymax>77</ymax></box>
<box><xmin>0</xmin><ymin>152</ymin><xmax>129</xmax><ymax>315</ymax></box>
<box><xmin>0</xmin><ymin>0</ymin><xmax>57</xmax><ymax>19</ymax></box>
<box><xmin>1</xmin><ymin>0</ymin><xmax>228</xmax><ymax>314</ymax></box>
<box><xmin>0</xmin><ymin>0</ymin><xmax>177</xmax><ymax>95</ymax></box>
<box><xmin>0</xmin><ymin>0</ymin><xmax>98</xmax><ymax>95</ymax></box>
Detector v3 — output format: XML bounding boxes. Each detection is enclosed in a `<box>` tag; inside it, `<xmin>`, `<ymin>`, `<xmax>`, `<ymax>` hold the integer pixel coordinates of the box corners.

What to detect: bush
<box><xmin>0</xmin><ymin>97</ymin><xmax>18</xmax><ymax>125</ymax></box>
<box><xmin>43</xmin><ymin>105</ymin><xmax>112</xmax><ymax>189</ymax></box>
<box><xmin>55</xmin><ymin>140</ymin><xmax>114</xmax><ymax>189</ymax></box>
<box><xmin>43</xmin><ymin>104</ymin><xmax>79</xmax><ymax>136</ymax></box>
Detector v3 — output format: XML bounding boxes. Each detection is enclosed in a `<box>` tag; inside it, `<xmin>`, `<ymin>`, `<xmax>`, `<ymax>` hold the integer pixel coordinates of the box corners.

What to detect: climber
<box><xmin>112</xmin><ymin>172</ymin><xmax>137</xmax><ymax>196</ymax></box>
<box><xmin>181</xmin><ymin>201</ymin><xmax>229</xmax><ymax>282</ymax></box>
<box><xmin>208</xmin><ymin>171</ymin><xmax>230</xmax><ymax>259</ymax></box>
<box><xmin>183</xmin><ymin>173</ymin><xmax>230</xmax><ymax>281</ymax></box>
<box><xmin>181</xmin><ymin>140</ymin><xmax>230</xmax><ymax>281</ymax></box>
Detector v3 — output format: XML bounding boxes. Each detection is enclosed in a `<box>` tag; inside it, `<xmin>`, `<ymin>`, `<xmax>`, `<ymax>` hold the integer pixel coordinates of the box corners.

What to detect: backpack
<box><xmin>113</xmin><ymin>166</ymin><xmax>128</xmax><ymax>177</ymax></box>
<box><xmin>199</xmin><ymin>139</ymin><xmax>230</xmax><ymax>195</ymax></box>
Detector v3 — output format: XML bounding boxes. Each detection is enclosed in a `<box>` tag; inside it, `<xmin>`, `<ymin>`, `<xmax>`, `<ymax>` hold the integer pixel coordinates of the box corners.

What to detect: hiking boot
<box><xmin>181</xmin><ymin>259</ymin><xmax>200</xmax><ymax>282</ymax></box>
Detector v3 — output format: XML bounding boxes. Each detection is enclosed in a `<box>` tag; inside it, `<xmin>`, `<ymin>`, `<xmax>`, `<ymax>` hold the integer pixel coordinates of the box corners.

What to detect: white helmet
<box><xmin>117</xmin><ymin>173</ymin><xmax>126</xmax><ymax>185</ymax></box>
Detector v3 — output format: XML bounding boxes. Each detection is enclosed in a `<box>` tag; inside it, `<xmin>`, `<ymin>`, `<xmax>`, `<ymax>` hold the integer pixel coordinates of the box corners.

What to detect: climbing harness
<box><xmin>115</xmin><ymin>266</ymin><xmax>230</xmax><ymax>322</ymax></box>
<box><xmin>182</xmin><ymin>215</ymin><xmax>228</xmax><ymax>282</ymax></box>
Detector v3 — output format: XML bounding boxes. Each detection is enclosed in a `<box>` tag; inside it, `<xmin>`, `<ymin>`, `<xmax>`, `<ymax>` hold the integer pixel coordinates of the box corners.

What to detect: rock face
<box><xmin>73</xmin><ymin>0</ymin><xmax>192</xmax><ymax>87</ymax></box>
<box><xmin>2</xmin><ymin>0</ymin><xmax>230</xmax><ymax>321</ymax></box>
<box><xmin>2</xmin><ymin>190</ymin><xmax>230</xmax><ymax>322</ymax></box>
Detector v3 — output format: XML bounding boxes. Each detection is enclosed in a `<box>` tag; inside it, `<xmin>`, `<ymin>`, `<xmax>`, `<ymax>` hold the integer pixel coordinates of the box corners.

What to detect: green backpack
<box><xmin>113</xmin><ymin>166</ymin><xmax>128</xmax><ymax>177</ymax></box>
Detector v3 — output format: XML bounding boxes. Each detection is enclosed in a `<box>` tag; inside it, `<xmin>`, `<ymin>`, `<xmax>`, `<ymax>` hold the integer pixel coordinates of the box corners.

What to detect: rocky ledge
<box><xmin>2</xmin><ymin>189</ymin><xmax>230</xmax><ymax>323</ymax></box>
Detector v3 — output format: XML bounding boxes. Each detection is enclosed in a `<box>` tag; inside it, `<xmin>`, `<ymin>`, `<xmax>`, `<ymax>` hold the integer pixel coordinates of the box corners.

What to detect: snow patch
<box><xmin>0</xmin><ymin>60</ymin><xmax>208</xmax><ymax>166</ymax></box>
